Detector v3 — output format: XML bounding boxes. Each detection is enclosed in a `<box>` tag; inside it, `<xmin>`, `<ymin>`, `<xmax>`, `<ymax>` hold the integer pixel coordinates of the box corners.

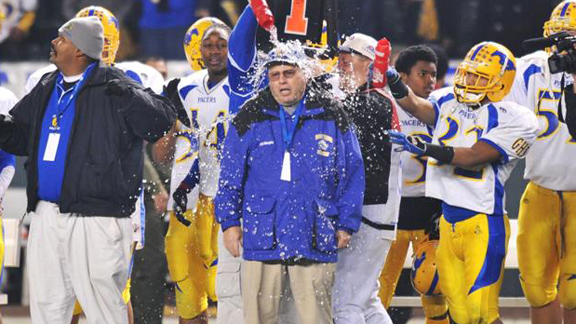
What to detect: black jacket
<box><xmin>563</xmin><ymin>85</ymin><xmax>576</xmax><ymax>139</ymax></box>
<box><xmin>342</xmin><ymin>83</ymin><xmax>396</xmax><ymax>205</ymax></box>
<box><xmin>0</xmin><ymin>65</ymin><xmax>176</xmax><ymax>217</ymax></box>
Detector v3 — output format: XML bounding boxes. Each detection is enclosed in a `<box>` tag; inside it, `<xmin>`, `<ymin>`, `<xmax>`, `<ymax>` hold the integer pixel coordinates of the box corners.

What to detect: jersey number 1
<box><xmin>285</xmin><ymin>0</ymin><xmax>309</xmax><ymax>36</ymax></box>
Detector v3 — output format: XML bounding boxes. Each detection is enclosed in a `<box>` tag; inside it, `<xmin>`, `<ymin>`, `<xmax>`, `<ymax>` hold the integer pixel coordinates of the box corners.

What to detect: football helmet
<box><xmin>453</xmin><ymin>41</ymin><xmax>516</xmax><ymax>105</ymax></box>
<box><xmin>76</xmin><ymin>6</ymin><xmax>120</xmax><ymax>65</ymax></box>
<box><xmin>411</xmin><ymin>240</ymin><xmax>442</xmax><ymax>296</ymax></box>
<box><xmin>544</xmin><ymin>0</ymin><xmax>576</xmax><ymax>38</ymax></box>
<box><xmin>184</xmin><ymin>17</ymin><xmax>226</xmax><ymax>71</ymax></box>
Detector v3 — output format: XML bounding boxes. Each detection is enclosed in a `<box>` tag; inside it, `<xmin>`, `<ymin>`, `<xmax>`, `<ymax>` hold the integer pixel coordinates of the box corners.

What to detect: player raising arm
<box><xmin>387</xmin><ymin>41</ymin><xmax>540</xmax><ymax>324</ymax></box>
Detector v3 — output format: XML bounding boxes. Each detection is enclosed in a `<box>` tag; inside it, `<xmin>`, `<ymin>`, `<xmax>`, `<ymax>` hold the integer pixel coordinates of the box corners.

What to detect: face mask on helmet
<box><xmin>411</xmin><ymin>240</ymin><xmax>442</xmax><ymax>296</ymax></box>
<box><xmin>544</xmin><ymin>0</ymin><xmax>576</xmax><ymax>38</ymax></box>
<box><xmin>75</xmin><ymin>6</ymin><xmax>120</xmax><ymax>65</ymax></box>
<box><xmin>453</xmin><ymin>42</ymin><xmax>516</xmax><ymax>106</ymax></box>
<box><xmin>184</xmin><ymin>17</ymin><xmax>226</xmax><ymax>71</ymax></box>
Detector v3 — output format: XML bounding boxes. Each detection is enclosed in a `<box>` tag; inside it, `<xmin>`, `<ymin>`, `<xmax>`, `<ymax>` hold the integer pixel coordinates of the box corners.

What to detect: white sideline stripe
<box><xmin>389</xmin><ymin>296</ymin><xmax>530</xmax><ymax>308</ymax></box>
<box><xmin>402</xmin><ymin>219</ymin><xmax>520</xmax><ymax>269</ymax></box>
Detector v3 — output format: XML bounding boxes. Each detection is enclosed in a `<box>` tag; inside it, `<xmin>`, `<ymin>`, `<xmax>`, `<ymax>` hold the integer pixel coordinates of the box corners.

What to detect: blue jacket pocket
<box><xmin>243</xmin><ymin>196</ymin><xmax>277</xmax><ymax>251</ymax></box>
<box><xmin>312</xmin><ymin>199</ymin><xmax>338</xmax><ymax>253</ymax></box>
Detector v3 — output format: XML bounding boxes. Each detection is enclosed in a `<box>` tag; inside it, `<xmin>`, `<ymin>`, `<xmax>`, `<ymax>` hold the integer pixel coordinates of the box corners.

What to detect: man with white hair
<box><xmin>331</xmin><ymin>33</ymin><xmax>401</xmax><ymax>324</ymax></box>
<box><xmin>216</xmin><ymin>46</ymin><xmax>365</xmax><ymax>324</ymax></box>
<box><xmin>0</xmin><ymin>16</ymin><xmax>177</xmax><ymax>324</ymax></box>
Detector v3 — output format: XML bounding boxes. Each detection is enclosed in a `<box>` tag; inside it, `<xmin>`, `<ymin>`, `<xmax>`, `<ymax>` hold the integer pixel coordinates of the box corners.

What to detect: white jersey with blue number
<box><xmin>426</xmin><ymin>87</ymin><xmax>540</xmax><ymax>215</ymax></box>
<box><xmin>25</xmin><ymin>61</ymin><xmax>164</xmax><ymax>95</ymax></box>
<box><xmin>115</xmin><ymin>61</ymin><xmax>164</xmax><ymax>94</ymax></box>
<box><xmin>168</xmin><ymin>70</ymin><xmax>230</xmax><ymax>210</ymax></box>
<box><xmin>25</xmin><ymin>64</ymin><xmax>57</xmax><ymax>94</ymax></box>
<box><xmin>505</xmin><ymin>50</ymin><xmax>576</xmax><ymax>191</ymax></box>
<box><xmin>397</xmin><ymin>106</ymin><xmax>433</xmax><ymax>197</ymax></box>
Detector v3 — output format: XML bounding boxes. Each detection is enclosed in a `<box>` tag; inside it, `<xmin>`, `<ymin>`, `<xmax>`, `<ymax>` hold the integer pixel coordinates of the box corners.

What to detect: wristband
<box><xmin>424</xmin><ymin>144</ymin><xmax>455</xmax><ymax>164</ymax></box>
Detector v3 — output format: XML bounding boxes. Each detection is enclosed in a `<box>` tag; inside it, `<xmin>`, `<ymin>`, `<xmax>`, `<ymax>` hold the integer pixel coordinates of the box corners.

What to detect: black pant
<box><xmin>131</xmin><ymin>197</ymin><xmax>168</xmax><ymax>324</ymax></box>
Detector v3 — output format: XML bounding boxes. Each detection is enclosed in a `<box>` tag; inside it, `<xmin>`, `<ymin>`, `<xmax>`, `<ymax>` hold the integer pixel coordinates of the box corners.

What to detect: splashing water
<box><xmin>246</xmin><ymin>30</ymin><xmax>327</xmax><ymax>91</ymax></box>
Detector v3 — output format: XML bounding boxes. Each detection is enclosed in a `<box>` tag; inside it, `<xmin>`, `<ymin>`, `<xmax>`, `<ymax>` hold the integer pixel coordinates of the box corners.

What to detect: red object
<box><xmin>250</xmin><ymin>0</ymin><xmax>275</xmax><ymax>32</ymax></box>
<box><xmin>372</xmin><ymin>38</ymin><xmax>391</xmax><ymax>89</ymax></box>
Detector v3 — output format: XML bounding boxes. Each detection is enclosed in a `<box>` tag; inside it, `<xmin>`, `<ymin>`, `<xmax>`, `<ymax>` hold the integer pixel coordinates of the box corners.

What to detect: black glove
<box><xmin>173</xmin><ymin>187</ymin><xmax>192</xmax><ymax>226</ymax></box>
<box><xmin>164</xmin><ymin>78</ymin><xmax>191</xmax><ymax>128</ymax></box>
<box><xmin>386</xmin><ymin>68</ymin><xmax>409</xmax><ymax>99</ymax></box>
<box><xmin>105</xmin><ymin>79</ymin><xmax>130</xmax><ymax>97</ymax></box>
<box><xmin>425</xmin><ymin>211</ymin><xmax>442</xmax><ymax>241</ymax></box>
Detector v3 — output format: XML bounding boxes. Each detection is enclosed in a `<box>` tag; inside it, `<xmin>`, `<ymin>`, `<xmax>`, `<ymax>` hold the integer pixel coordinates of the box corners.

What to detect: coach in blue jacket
<box><xmin>215</xmin><ymin>46</ymin><xmax>365</xmax><ymax>324</ymax></box>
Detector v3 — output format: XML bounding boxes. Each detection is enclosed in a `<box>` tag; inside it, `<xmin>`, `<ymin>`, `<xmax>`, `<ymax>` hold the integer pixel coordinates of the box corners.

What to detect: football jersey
<box><xmin>505</xmin><ymin>50</ymin><xmax>576</xmax><ymax>190</ymax></box>
<box><xmin>397</xmin><ymin>106</ymin><xmax>433</xmax><ymax>197</ymax></box>
<box><xmin>0</xmin><ymin>87</ymin><xmax>17</xmax><ymax>198</ymax></box>
<box><xmin>0</xmin><ymin>86</ymin><xmax>17</xmax><ymax>113</ymax></box>
<box><xmin>168</xmin><ymin>70</ymin><xmax>230</xmax><ymax>210</ymax></box>
<box><xmin>255</xmin><ymin>0</ymin><xmax>338</xmax><ymax>55</ymax></box>
<box><xmin>25</xmin><ymin>61</ymin><xmax>164</xmax><ymax>95</ymax></box>
<box><xmin>25</xmin><ymin>64</ymin><xmax>57</xmax><ymax>94</ymax></box>
<box><xmin>0</xmin><ymin>0</ymin><xmax>37</xmax><ymax>43</ymax></box>
<box><xmin>115</xmin><ymin>61</ymin><xmax>165</xmax><ymax>94</ymax></box>
<box><xmin>426</xmin><ymin>87</ymin><xmax>539</xmax><ymax>215</ymax></box>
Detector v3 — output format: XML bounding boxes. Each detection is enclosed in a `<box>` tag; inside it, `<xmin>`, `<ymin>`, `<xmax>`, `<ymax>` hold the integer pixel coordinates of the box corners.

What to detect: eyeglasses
<box><xmin>268</xmin><ymin>68</ymin><xmax>297</xmax><ymax>82</ymax></box>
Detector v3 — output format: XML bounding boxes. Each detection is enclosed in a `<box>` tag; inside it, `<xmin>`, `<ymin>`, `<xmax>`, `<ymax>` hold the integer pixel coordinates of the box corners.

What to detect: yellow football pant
<box><xmin>165</xmin><ymin>194</ymin><xmax>219</xmax><ymax>319</ymax></box>
<box><xmin>437</xmin><ymin>214</ymin><xmax>509</xmax><ymax>324</ymax></box>
<box><xmin>379</xmin><ymin>229</ymin><xmax>448</xmax><ymax>323</ymax></box>
<box><xmin>517</xmin><ymin>182</ymin><xmax>576</xmax><ymax>309</ymax></box>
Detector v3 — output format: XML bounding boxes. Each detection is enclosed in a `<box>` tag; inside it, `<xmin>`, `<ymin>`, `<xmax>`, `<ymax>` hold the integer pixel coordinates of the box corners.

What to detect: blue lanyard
<box><xmin>55</xmin><ymin>63</ymin><xmax>96</xmax><ymax>123</ymax></box>
<box><xmin>278</xmin><ymin>98</ymin><xmax>305</xmax><ymax>149</ymax></box>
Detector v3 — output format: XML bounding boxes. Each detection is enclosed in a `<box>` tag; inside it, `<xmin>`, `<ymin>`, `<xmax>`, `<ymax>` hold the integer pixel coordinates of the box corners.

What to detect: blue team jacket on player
<box><xmin>227</xmin><ymin>5</ymin><xmax>262</xmax><ymax>114</ymax></box>
<box><xmin>215</xmin><ymin>84</ymin><xmax>365</xmax><ymax>263</ymax></box>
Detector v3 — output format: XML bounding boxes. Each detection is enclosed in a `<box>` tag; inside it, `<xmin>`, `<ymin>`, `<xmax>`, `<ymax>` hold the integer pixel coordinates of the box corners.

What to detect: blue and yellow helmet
<box><xmin>544</xmin><ymin>0</ymin><xmax>576</xmax><ymax>38</ymax></box>
<box><xmin>184</xmin><ymin>17</ymin><xmax>225</xmax><ymax>71</ymax></box>
<box><xmin>76</xmin><ymin>6</ymin><xmax>120</xmax><ymax>65</ymax></box>
<box><xmin>411</xmin><ymin>240</ymin><xmax>442</xmax><ymax>296</ymax></box>
<box><xmin>453</xmin><ymin>41</ymin><xmax>516</xmax><ymax>105</ymax></box>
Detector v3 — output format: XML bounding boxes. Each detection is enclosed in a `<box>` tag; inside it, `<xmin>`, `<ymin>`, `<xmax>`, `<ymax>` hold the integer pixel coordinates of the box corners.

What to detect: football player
<box><xmin>504</xmin><ymin>1</ymin><xmax>576</xmax><ymax>323</ymax></box>
<box><xmin>378</xmin><ymin>45</ymin><xmax>448</xmax><ymax>324</ymax></box>
<box><xmin>155</xmin><ymin>20</ymin><xmax>231</xmax><ymax>324</ymax></box>
<box><xmin>0</xmin><ymin>86</ymin><xmax>17</xmax><ymax>324</ymax></box>
<box><xmin>387</xmin><ymin>41</ymin><xmax>540</xmax><ymax>324</ymax></box>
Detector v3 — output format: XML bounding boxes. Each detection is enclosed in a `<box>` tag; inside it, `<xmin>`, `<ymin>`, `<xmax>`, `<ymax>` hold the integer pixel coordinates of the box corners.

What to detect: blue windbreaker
<box><xmin>215</xmin><ymin>84</ymin><xmax>365</xmax><ymax>263</ymax></box>
<box><xmin>227</xmin><ymin>5</ymin><xmax>262</xmax><ymax>115</ymax></box>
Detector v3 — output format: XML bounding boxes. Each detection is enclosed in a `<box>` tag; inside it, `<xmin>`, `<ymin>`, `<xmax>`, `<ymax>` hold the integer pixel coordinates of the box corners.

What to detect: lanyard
<box><xmin>55</xmin><ymin>63</ymin><xmax>96</xmax><ymax>124</ymax></box>
<box><xmin>278</xmin><ymin>98</ymin><xmax>305</xmax><ymax>149</ymax></box>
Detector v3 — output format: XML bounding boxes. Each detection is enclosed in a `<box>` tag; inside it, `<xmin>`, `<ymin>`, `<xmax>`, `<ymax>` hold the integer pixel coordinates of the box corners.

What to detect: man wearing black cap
<box><xmin>0</xmin><ymin>16</ymin><xmax>177</xmax><ymax>324</ymax></box>
<box><xmin>215</xmin><ymin>45</ymin><xmax>365</xmax><ymax>324</ymax></box>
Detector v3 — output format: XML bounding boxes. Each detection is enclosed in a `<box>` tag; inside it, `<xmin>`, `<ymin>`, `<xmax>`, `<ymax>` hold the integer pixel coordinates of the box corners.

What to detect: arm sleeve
<box><xmin>0</xmin><ymin>89</ymin><xmax>31</xmax><ymax>156</ymax></box>
<box><xmin>335</xmin><ymin>126</ymin><xmax>365</xmax><ymax>233</ymax></box>
<box><xmin>479</xmin><ymin>107</ymin><xmax>540</xmax><ymax>163</ymax></box>
<box><xmin>214</xmin><ymin>124</ymin><xmax>249</xmax><ymax>230</ymax></box>
<box><xmin>504</xmin><ymin>59</ymin><xmax>532</xmax><ymax>106</ymax></box>
<box><xmin>228</xmin><ymin>5</ymin><xmax>260</xmax><ymax>114</ymax></box>
<box><xmin>121</xmin><ymin>78</ymin><xmax>177</xmax><ymax>143</ymax></box>
<box><xmin>0</xmin><ymin>150</ymin><xmax>15</xmax><ymax>199</ymax></box>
